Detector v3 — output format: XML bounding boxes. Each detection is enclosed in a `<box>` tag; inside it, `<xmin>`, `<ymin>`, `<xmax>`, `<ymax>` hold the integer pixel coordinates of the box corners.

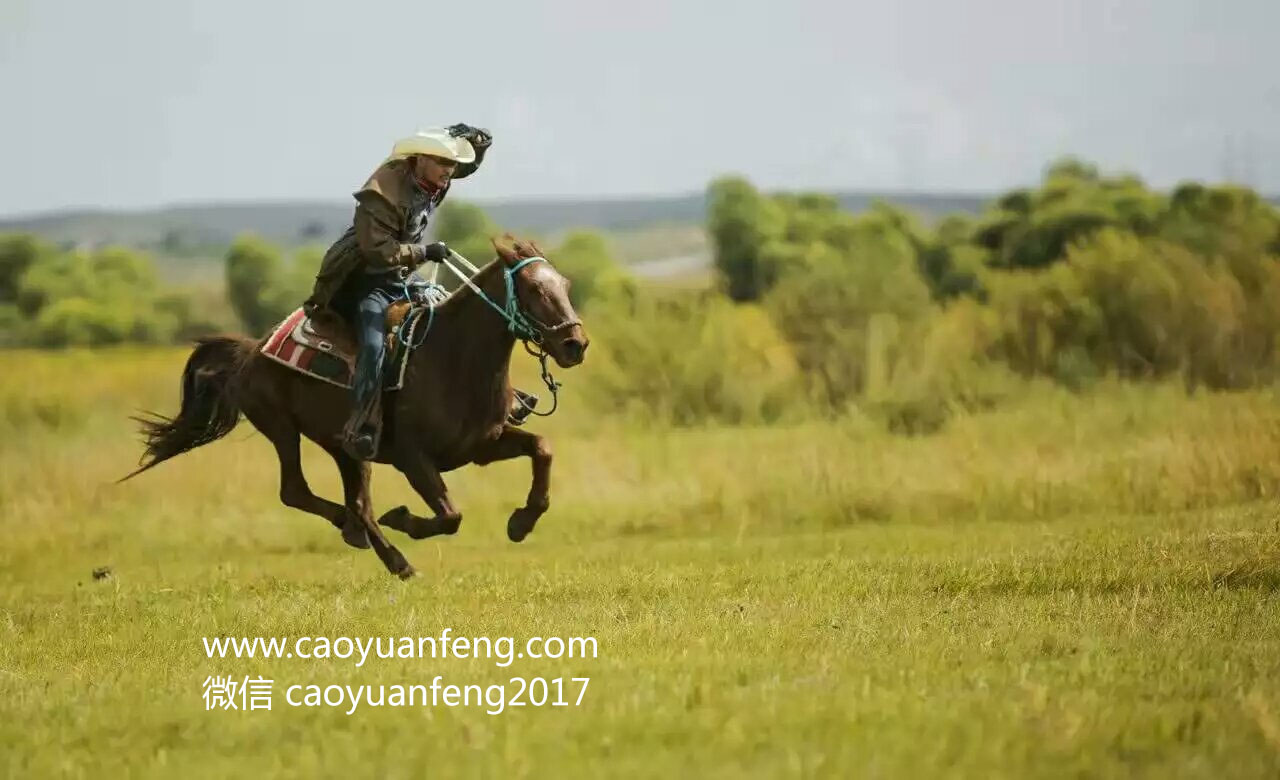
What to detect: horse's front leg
<box><xmin>471</xmin><ymin>425</ymin><xmax>552</xmax><ymax>542</ymax></box>
<box><xmin>378</xmin><ymin>446</ymin><xmax>463</xmax><ymax>540</ymax></box>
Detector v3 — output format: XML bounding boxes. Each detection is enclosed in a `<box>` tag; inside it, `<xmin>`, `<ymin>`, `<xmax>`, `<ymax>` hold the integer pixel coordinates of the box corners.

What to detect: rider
<box><xmin>305</xmin><ymin>124</ymin><xmax>535</xmax><ymax>460</ymax></box>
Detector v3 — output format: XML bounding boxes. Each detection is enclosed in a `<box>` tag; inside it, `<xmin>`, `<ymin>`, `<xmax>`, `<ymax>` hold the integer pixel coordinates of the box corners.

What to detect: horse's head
<box><xmin>494</xmin><ymin>236</ymin><xmax>589</xmax><ymax>368</ymax></box>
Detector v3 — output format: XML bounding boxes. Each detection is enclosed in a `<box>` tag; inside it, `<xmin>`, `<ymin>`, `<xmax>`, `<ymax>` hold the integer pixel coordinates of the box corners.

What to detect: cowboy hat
<box><xmin>386</xmin><ymin>128</ymin><xmax>476</xmax><ymax>165</ymax></box>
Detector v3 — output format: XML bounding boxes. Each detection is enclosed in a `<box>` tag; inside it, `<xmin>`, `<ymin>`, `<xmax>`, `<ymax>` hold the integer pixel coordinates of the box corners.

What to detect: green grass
<box><xmin>1</xmin><ymin>349</ymin><xmax>1279</xmax><ymax>778</ymax></box>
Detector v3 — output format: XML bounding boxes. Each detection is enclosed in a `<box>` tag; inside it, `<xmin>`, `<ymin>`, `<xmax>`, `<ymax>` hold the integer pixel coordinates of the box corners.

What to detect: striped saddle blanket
<box><xmin>260</xmin><ymin>306</ymin><xmax>429</xmax><ymax>390</ymax></box>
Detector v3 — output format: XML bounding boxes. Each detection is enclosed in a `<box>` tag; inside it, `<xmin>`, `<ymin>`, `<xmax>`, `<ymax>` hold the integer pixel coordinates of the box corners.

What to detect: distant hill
<box><xmin>0</xmin><ymin>191</ymin><xmax>993</xmax><ymax>252</ymax></box>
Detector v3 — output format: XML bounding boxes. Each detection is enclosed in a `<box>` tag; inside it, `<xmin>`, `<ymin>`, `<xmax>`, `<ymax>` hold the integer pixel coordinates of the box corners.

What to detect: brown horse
<box><xmin>124</xmin><ymin>238</ymin><xmax>588</xmax><ymax>579</ymax></box>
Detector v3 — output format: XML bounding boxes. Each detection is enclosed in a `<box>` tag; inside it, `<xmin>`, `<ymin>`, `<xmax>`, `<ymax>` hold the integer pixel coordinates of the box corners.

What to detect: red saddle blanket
<box><xmin>260</xmin><ymin>307</ymin><xmax>425</xmax><ymax>390</ymax></box>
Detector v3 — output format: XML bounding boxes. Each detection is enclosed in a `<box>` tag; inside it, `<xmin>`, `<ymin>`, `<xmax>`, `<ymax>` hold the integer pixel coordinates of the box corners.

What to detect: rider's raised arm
<box><xmin>452</xmin><ymin>148</ymin><xmax>485</xmax><ymax>180</ymax></box>
<box><xmin>353</xmin><ymin>190</ymin><xmax>422</xmax><ymax>271</ymax></box>
<box><xmin>452</xmin><ymin>127</ymin><xmax>492</xmax><ymax>180</ymax></box>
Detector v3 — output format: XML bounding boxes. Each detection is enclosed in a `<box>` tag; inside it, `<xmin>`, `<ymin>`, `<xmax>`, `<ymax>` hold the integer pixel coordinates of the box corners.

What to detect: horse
<box><xmin>123</xmin><ymin>238</ymin><xmax>589</xmax><ymax>579</ymax></box>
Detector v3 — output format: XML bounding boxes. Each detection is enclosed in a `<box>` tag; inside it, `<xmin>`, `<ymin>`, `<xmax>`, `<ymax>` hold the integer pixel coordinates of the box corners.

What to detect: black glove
<box><xmin>420</xmin><ymin>241</ymin><xmax>449</xmax><ymax>263</ymax></box>
<box><xmin>447</xmin><ymin>123</ymin><xmax>492</xmax><ymax>150</ymax></box>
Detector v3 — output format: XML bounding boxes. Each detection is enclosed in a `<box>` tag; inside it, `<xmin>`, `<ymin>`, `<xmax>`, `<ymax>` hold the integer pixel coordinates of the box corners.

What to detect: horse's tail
<box><xmin>119</xmin><ymin>336</ymin><xmax>250</xmax><ymax>482</ymax></box>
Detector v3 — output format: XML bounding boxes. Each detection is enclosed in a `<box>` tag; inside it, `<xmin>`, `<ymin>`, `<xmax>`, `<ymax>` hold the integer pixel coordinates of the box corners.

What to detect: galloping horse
<box><xmin>124</xmin><ymin>238</ymin><xmax>588</xmax><ymax>579</ymax></box>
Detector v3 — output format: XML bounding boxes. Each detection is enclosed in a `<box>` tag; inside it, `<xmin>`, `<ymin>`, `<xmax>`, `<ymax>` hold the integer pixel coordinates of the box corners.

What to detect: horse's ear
<box><xmin>490</xmin><ymin>235</ymin><xmax>517</xmax><ymax>265</ymax></box>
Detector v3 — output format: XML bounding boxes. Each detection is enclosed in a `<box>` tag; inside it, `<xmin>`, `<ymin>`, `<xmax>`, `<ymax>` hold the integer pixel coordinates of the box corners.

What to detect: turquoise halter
<box><xmin>500</xmin><ymin>257</ymin><xmax>545</xmax><ymax>342</ymax></box>
<box><xmin>441</xmin><ymin>253</ymin><xmax>579</xmax><ymax>344</ymax></box>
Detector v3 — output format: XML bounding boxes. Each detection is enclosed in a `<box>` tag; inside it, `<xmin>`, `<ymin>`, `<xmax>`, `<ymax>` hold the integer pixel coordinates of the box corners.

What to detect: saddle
<box><xmin>260</xmin><ymin>303</ymin><xmax>426</xmax><ymax>391</ymax></box>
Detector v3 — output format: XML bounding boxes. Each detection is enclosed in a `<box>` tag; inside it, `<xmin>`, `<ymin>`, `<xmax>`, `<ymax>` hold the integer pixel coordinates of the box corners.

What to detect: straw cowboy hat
<box><xmin>386</xmin><ymin>128</ymin><xmax>476</xmax><ymax>165</ymax></box>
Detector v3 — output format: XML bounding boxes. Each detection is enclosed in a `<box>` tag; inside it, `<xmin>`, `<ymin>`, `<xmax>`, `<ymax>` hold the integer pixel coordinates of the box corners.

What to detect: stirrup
<box><xmin>342</xmin><ymin>427</ymin><xmax>378</xmax><ymax>460</ymax></box>
<box><xmin>507</xmin><ymin>390</ymin><xmax>539</xmax><ymax>426</ymax></box>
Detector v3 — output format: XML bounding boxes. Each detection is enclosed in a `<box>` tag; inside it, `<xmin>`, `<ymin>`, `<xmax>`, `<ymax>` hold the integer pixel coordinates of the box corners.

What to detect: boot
<box><xmin>342</xmin><ymin>390</ymin><xmax>382</xmax><ymax>460</ymax></box>
<box><xmin>341</xmin><ymin>411</ymin><xmax>379</xmax><ymax>460</ymax></box>
<box><xmin>346</xmin><ymin>319</ymin><xmax>386</xmax><ymax>460</ymax></box>
<box><xmin>507</xmin><ymin>389</ymin><xmax>539</xmax><ymax>426</ymax></box>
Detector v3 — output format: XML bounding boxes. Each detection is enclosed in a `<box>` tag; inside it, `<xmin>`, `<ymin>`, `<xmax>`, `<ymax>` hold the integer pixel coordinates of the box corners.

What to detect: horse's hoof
<box><xmin>342</xmin><ymin>518</ymin><xmax>370</xmax><ymax>549</ymax></box>
<box><xmin>507</xmin><ymin>508</ymin><xmax>538</xmax><ymax>543</ymax></box>
<box><xmin>378</xmin><ymin>506</ymin><xmax>413</xmax><ymax>535</ymax></box>
<box><xmin>397</xmin><ymin>564</ymin><xmax>418</xmax><ymax>580</ymax></box>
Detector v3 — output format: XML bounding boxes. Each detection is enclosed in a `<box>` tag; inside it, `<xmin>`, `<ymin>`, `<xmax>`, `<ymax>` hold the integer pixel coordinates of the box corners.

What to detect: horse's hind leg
<box><xmin>259</xmin><ymin>423</ymin><xmax>351</xmax><ymax>535</ymax></box>
<box><xmin>313</xmin><ymin>444</ymin><xmax>371</xmax><ymax>549</ymax></box>
<box><xmin>328</xmin><ymin>447</ymin><xmax>416</xmax><ymax>579</ymax></box>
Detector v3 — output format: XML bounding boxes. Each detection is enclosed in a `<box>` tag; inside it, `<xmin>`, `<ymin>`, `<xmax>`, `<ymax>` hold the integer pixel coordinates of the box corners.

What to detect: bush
<box><xmin>871</xmin><ymin>299</ymin><xmax>1020</xmax><ymax>432</ymax></box>
<box><xmin>984</xmin><ymin>230</ymin><xmax>1274</xmax><ymax>389</ymax></box>
<box><xmin>32</xmin><ymin>298</ymin><xmax>132</xmax><ymax>347</ymax></box>
<box><xmin>764</xmin><ymin>231</ymin><xmax>933</xmax><ymax>410</ymax></box>
<box><xmin>581</xmin><ymin>286</ymin><xmax>800</xmax><ymax>425</ymax></box>
<box><xmin>0</xmin><ymin>240</ymin><xmax>200</xmax><ymax>348</ymax></box>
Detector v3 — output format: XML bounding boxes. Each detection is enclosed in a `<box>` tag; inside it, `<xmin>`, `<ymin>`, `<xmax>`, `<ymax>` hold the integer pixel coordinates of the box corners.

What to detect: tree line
<box><xmin>0</xmin><ymin>200</ymin><xmax>626</xmax><ymax>348</ymax></box>
<box><xmin>0</xmin><ymin>235</ymin><xmax>219</xmax><ymax>347</ymax></box>
<box><xmin>3</xmin><ymin>157</ymin><xmax>1278</xmax><ymax>434</ymax></box>
<box><xmin>584</xmin><ymin>158</ymin><xmax>1280</xmax><ymax>429</ymax></box>
<box><xmin>704</xmin><ymin>159</ymin><xmax>1280</xmax><ymax>397</ymax></box>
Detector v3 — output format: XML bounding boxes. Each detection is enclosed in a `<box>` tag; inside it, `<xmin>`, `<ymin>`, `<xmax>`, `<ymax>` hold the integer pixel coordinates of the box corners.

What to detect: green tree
<box><xmin>1159</xmin><ymin>183</ymin><xmax>1280</xmax><ymax>259</ymax></box>
<box><xmin>917</xmin><ymin>215</ymin><xmax>986</xmax><ymax>300</ymax></box>
<box><xmin>276</xmin><ymin>246</ymin><xmax>324</xmax><ymax>313</ymax></box>
<box><xmin>0</xmin><ymin>235</ymin><xmax>50</xmax><ymax>305</ymax></box>
<box><xmin>1044</xmin><ymin>156</ymin><xmax>1100</xmax><ymax>183</ymax></box>
<box><xmin>434</xmin><ymin>201</ymin><xmax>497</xmax><ymax>264</ymax></box>
<box><xmin>970</xmin><ymin>159</ymin><xmax>1166</xmax><ymax>270</ymax></box>
<box><xmin>15</xmin><ymin>251</ymin><xmax>95</xmax><ymax>317</ymax></box>
<box><xmin>225</xmin><ymin>235</ymin><xmax>287</xmax><ymax>336</ymax></box>
<box><xmin>707</xmin><ymin>177</ymin><xmax>784</xmax><ymax>301</ymax></box>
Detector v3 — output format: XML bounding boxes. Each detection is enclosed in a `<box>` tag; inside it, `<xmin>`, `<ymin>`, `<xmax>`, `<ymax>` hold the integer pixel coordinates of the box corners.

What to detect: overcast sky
<box><xmin>1</xmin><ymin>0</ymin><xmax>1277</xmax><ymax>216</ymax></box>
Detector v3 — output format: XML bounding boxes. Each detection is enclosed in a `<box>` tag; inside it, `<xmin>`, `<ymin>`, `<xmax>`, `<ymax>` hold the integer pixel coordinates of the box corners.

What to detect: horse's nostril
<box><xmin>564</xmin><ymin>338</ymin><xmax>585</xmax><ymax>362</ymax></box>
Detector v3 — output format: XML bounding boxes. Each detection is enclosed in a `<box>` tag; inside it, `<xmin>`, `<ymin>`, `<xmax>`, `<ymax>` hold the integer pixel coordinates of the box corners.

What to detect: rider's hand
<box><xmin>467</xmin><ymin>127</ymin><xmax>493</xmax><ymax>150</ymax></box>
<box><xmin>447</xmin><ymin>123</ymin><xmax>492</xmax><ymax>150</ymax></box>
<box><xmin>406</xmin><ymin>241</ymin><xmax>447</xmax><ymax>268</ymax></box>
<box><xmin>421</xmin><ymin>241</ymin><xmax>449</xmax><ymax>263</ymax></box>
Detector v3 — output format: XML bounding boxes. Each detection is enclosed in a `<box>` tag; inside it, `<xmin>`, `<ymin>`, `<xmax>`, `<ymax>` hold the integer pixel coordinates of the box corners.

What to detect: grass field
<box><xmin>2</xmin><ymin>348</ymin><xmax>1280</xmax><ymax>777</ymax></box>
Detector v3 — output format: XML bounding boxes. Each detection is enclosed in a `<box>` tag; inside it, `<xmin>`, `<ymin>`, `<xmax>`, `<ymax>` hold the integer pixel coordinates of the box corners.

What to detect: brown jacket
<box><xmin>306</xmin><ymin>152</ymin><xmax>483</xmax><ymax>310</ymax></box>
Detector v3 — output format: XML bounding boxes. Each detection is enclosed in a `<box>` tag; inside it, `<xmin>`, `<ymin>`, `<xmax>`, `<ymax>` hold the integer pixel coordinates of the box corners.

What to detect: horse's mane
<box><xmin>503</xmin><ymin>236</ymin><xmax>546</xmax><ymax>261</ymax></box>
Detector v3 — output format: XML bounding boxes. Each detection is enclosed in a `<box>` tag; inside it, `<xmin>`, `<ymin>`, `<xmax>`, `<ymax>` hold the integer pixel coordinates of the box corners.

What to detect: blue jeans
<box><xmin>335</xmin><ymin>272</ymin><xmax>410</xmax><ymax>425</ymax></box>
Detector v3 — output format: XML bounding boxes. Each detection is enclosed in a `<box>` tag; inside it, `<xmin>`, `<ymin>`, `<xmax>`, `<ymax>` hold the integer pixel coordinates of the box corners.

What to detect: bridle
<box><xmin>432</xmin><ymin>250</ymin><xmax>580</xmax><ymax>417</ymax></box>
<box><xmin>434</xmin><ymin>252</ymin><xmax>576</xmax><ymax>341</ymax></box>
